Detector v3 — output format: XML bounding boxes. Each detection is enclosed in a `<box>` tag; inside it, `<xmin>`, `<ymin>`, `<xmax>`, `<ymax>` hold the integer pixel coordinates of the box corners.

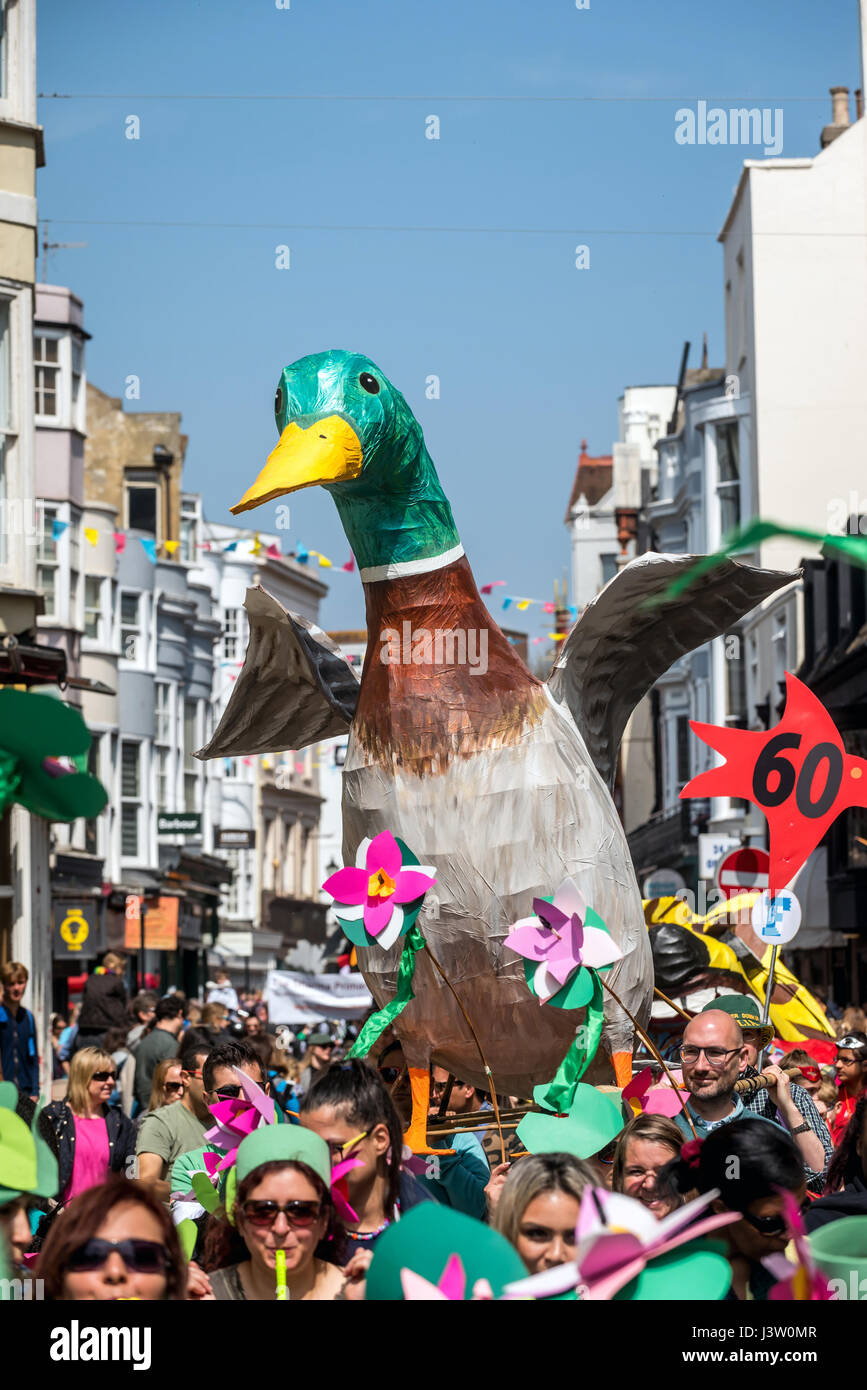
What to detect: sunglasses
<box><xmin>326</xmin><ymin>1130</ymin><xmax>369</xmax><ymax>1162</ymax></box>
<box><xmin>379</xmin><ymin>1066</ymin><xmax>402</xmax><ymax>1084</ymax></box>
<box><xmin>241</xmin><ymin>1200</ymin><xmax>322</xmax><ymax>1230</ymax></box>
<box><xmin>164</xmin><ymin>1081</ymin><xmax>184</xmax><ymax>1094</ymax></box>
<box><xmin>742</xmin><ymin>1210</ymin><xmax>788</xmax><ymax>1237</ymax></box>
<box><xmin>91</xmin><ymin>1070</ymin><xmax>118</xmax><ymax>1083</ymax></box>
<box><xmin>67</xmin><ymin>1237</ymin><xmax>169</xmax><ymax>1275</ymax></box>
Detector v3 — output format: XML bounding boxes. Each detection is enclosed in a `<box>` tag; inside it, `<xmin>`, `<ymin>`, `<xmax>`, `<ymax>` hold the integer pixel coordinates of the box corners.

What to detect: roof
<box><xmin>564</xmin><ymin>440</ymin><xmax>613</xmax><ymax>521</ymax></box>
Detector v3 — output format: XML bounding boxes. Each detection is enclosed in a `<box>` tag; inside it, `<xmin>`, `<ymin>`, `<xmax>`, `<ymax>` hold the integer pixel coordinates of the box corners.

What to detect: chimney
<box><xmin>821</xmin><ymin>86</ymin><xmax>851</xmax><ymax>148</ymax></box>
<box><xmin>701</xmin><ymin>332</ymin><xmax>708</xmax><ymax>370</ymax></box>
<box><xmin>856</xmin><ymin>89</ymin><xmax>864</xmax><ymax>120</ymax></box>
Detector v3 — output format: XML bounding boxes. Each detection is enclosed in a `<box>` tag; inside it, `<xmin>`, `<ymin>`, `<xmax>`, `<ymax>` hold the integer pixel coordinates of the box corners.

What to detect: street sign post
<box><xmin>716</xmin><ymin>846</ymin><xmax>770</xmax><ymax>900</ymax></box>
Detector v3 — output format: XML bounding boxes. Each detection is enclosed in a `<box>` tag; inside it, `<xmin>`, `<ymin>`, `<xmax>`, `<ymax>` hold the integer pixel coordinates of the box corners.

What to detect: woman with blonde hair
<box><xmin>146</xmin><ymin>1058</ymin><xmax>186</xmax><ymax>1116</ymax></box>
<box><xmin>611</xmin><ymin>1113</ymin><xmax>684</xmax><ymax>1218</ymax></box>
<box><xmin>492</xmin><ymin>1153</ymin><xmax>595</xmax><ymax>1276</ymax></box>
<box><xmin>43</xmin><ymin>1047</ymin><xmax>136</xmax><ymax>1204</ymax></box>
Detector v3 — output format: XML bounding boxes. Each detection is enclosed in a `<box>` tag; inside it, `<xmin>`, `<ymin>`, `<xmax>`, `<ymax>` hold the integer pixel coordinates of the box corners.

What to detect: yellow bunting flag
<box><xmin>84</xmin><ymin>527</ymin><xmax>98</xmax><ymax>545</ymax></box>
<box><xmin>516</xmin><ymin>599</ymin><xmax>532</xmax><ymax>611</ymax></box>
<box><xmin>164</xmin><ymin>540</ymin><xmax>180</xmax><ymax>555</ymax></box>
<box><xmin>548</xmin><ymin>632</ymin><xmax>567</xmax><ymax>641</ymax></box>
<box><xmin>251</xmin><ymin>533</ymin><xmax>262</xmax><ymax>556</ymax></box>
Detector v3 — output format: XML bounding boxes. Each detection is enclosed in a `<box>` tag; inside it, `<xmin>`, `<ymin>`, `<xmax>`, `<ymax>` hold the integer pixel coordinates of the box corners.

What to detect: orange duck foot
<box><xmin>403</xmin><ymin>1067</ymin><xmax>454</xmax><ymax>1157</ymax></box>
<box><xmin>611</xmin><ymin>1051</ymin><xmax>634</xmax><ymax>1088</ymax></box>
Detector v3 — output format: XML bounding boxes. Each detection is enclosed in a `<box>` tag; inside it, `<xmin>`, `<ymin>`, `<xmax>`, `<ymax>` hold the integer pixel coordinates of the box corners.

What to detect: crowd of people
<box><xmin>2</xmin><ymin>958</ymin><xmax>867</xmax><ymax>1301</ymax></box>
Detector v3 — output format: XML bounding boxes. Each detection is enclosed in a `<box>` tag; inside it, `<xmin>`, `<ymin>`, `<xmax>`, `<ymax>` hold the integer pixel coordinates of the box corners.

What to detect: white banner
<box><xmin>264</xmin><ymin>969</ymin><xmax>373</xmax><ymax>1025</ymax></box>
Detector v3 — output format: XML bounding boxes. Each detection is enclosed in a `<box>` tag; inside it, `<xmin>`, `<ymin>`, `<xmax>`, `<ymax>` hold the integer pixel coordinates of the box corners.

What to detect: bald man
<box><xmin>674</xmin><ymin>1011</ymin><xmax>829</xmax><ymax>1182</ymax></box>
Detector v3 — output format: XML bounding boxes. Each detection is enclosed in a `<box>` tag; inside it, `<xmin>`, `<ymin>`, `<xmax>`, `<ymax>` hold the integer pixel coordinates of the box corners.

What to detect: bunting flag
<box><xmin>198</xmin><ymin>541</ymin><xmax>212</xmax><ymax>551</ymax></box>
<box><xmin>84</xmin><ymin>527</ymin><xmax>98</xmax><ymax>546</ymax></box>
<box><xmin>295</xmin><ymin>542</ymin><xmax>309</xmax><ymax>563</ymax></box>
<box><xmin>164</xmin><ymin>540</ymin><xmax>180</xmax><ymax>555</ymax></box>
<box><xmin>516</xmin><ymin>599</ymin><xmax>532</xmax><ymax>611</ymax></box>
<box><xmin>52</xmin><ymin>519</ymin><xmax>69</xmax><ymax>542</ymax></box>
<box><xmin>548</xmin><ymin>632</ymin><xmax>567</xmax><ymax>642</ymax></box>
<box><xmin>251</xmin><ymin>533</ymin><xmax>262</xmax><ymax>556</ymax></box>
<box><xmin>542</xmin><ymin>601</ymin><xmax>555</xmax><ymax>614</ymax></box>
<box><xmin>341</xmin><ymin>556</ymin><xmax>355</xmax><ymax>572</ymax></box>
<box><xmin>140</xmin><ymin>538</ymin><xmax>157</xmax><ymax>564</ymax></box>
<box><xmin>266</xmin><ymin>543</ymin><xmax>281</xmax><ymax>558</ymax></box>
<box><xmin>114</xmin><ymin>532</ymin><xmax>126</xmax><ymax>554</ymax></box>
<box><xmin>480</xmin><ymin>580</ymin><xmax>506</xmax><ymax>595</ymax></box>
<box><xmin>224</xmin><ymin>541</ymin><xmax>238</xmax><ymax>552</ymax></box>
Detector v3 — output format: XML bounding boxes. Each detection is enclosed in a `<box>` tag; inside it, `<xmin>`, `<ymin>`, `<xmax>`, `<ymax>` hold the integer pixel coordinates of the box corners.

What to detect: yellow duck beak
<box><xmin>230</xmin><ymin>416</ymin><xmax>364</xmax><ymax>515</ymax></box>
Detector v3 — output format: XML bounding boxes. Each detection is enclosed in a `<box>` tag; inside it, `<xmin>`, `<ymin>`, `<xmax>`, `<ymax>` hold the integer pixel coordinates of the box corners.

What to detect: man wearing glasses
<box><xmin>700</xmin><ymin>994</ymin><xmax>832</xmax><ymax>1193</ymax></box>
<box><xmin>672</xmin><ymin>1012</ymin><xmax>829</xmax><ymax>1186</ymax></box>
<box><xmin>135</xmin><ymin>1040</ymin><xmax>212</xmax><ymax>1202</ymax></box>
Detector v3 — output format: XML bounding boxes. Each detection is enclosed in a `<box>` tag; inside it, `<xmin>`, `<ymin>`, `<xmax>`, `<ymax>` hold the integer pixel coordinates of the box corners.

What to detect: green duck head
<box><xmin>231</xmin><ymin>350</ymin><xmax>461</xmax><ymax>574</ymax></box>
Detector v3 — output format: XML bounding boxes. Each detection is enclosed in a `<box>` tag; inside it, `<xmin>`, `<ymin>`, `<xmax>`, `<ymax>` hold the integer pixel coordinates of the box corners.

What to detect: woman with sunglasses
<box><xmin>145</xmin><ymin>1058</ymin><xmax>186</xmax><ymax>1116</ymax></box>
<box><xmin>202</xmin><ymin>1126</ymin><xmax>345</xmax><ymax>1300</ymax></box>
<box><xmin>300</xmin><ymin>1059</ymin><xmax>431</xmax><ymax>1268</ymax></box>
<box><xmin>43</xmin><ymin>1047</ymin><xmax>136</xmax><ymax>1206</ymax></box>
<box><xmin>36</xmin><ymin>1174</ymin><xmax>185</xmax><ymax>1300</ymax></box>
<box><xmin>660</xmin><ymin>1117</ymin><xmax>806</xmax><ymax>1300</ymax></box>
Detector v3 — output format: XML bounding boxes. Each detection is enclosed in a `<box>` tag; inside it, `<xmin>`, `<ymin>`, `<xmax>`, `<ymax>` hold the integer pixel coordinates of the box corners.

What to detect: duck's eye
<box><xmin>274</xmin><ymin>385</ymin><xmax>284</xmax><ymax>419</ymax></box>
<box><xmin>358</xmin><ymin>372</ymin><xmax>380</xmax><ymax>395</ymax></box>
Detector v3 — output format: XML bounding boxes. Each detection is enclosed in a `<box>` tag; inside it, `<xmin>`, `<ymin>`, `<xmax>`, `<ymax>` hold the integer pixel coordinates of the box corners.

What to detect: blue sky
<box><xmin>37</xmin><ymin>0</ymin><xmax>860</xmax><ymax>635</ymax></box>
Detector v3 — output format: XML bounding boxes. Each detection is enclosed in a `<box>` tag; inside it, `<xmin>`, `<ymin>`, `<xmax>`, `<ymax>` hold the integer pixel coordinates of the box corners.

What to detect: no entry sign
<box><xmin>716</xmin><ymin>846</ymin><xmax>770</xmax><ymax>900</ymax></box>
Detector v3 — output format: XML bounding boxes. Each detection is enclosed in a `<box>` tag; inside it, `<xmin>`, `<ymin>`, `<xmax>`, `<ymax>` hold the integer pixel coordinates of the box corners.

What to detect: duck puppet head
<box><xmin>232</xmin><ymin>350</ymin><xmax>461</xmax><ymax>580</ymax></box>
<box><xmin>204</xmin><ymin>348</ymin><xmax>799</xmax><ymax>1111</ymax></box>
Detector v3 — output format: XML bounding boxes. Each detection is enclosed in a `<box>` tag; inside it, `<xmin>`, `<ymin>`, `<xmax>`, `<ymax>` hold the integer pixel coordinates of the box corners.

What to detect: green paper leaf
<box><xmin>177</xmin><ymin>1217</ymin><xmax>197</xmax><ymax>1264</ymax></box>
<box><xmin>191</xmin><ymin>1171</ymin><xmax>219</xmax><ymax>1214</ymax></box>
<box><xmin>524</xmin><ymin>960</ymin><xmax>595</xmax><ymax>1010</ymax></box>
<box><xmin>613</xmin><ymin>1242</ymin><xmax>732</xmax><ymax>1301</ymax></box>
<box><xmin>347</xmin><ymin>923</ymin><xmax>426</xmax><ymax>1059</ymax></box>
<box><xmin>517</xmin><ymin>1084</ymin><xmax>624</xmax><ymax>1160</ymax></box>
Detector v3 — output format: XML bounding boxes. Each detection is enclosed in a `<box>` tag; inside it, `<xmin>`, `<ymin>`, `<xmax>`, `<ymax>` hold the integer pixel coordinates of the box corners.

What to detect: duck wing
<box><xmin>196</xmin><ymin>585</ymin><xmax>359</xmax><ymax>759</ymax></box>
<box><xmin>546</xmin><ymin>552</ymin><xmax>798</xmax><ymax>790</ymax></box>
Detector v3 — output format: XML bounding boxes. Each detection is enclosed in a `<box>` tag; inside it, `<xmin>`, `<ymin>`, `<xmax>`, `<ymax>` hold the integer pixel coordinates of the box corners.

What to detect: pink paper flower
<box><xmin>503</xmin><ymin>1186</ymin><xmax>740</xmax><ymax>1301</ymax></box>
<box><xmin>202</xmin><ymin>1066</ymin><xmax>276</xmax><ymax>1175</ymax></box>
<box><xmin>330</xmin><ymin>1155</ymin><xmax>364</xmax><ymax>1224</ymax></box>
<box><xmin>400</xmin><ymin>1255</ymin><xmax>493</xmax><ymax>1301</ymax></box>
<box><xmin>505</xmin><ymin>877</ymin><xmax>622</xmax><ymax>1002</ymax></box>
<box><xmin>622</xmin><ymin>1065</ymin><xmax>687</xmax><ymax>1119</ymax></box>
<box><xmin>322</xmin><ymin>831</ymin><xmax>436</xmax><ymax>951</ymax></box>
<box><xmin>764</xmin><ymin>1190</ymin><xmax>834</xmax><ymax>1301</ymax></box>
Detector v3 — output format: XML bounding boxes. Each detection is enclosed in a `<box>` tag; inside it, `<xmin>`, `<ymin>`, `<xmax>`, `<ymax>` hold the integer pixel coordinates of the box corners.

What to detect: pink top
<box><xmin>66</xmin><ymin>1113</ymin><xmax>110</xmax><ymax>1201</ymax></box>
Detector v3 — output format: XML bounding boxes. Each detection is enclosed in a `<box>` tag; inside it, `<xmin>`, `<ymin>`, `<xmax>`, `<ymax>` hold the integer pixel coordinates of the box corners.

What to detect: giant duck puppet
<box><xmin>199</xmin><ymin>349</ymin><xmax>796</xmax><ymax>1140</ymax></box>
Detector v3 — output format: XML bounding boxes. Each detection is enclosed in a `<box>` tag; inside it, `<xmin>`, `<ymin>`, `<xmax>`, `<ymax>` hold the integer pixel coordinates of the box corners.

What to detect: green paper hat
<box><xmin>0</xmin><ymin>1084</ymin><xmax>59</xmax><ymax>1206</ymax></box>
<box><xmin>613</xmin><ymin>1240</ymin><xmax>733</xmax><ymax>1301</ymax></box>
<box><xmin>700</xmin><ymin>993</ymin><xmax>773</xmax><ymax>1049</ymax></box>
<box><xmin>366</xmin><ymin>1204</ymin><xmax>527</xmax><ymax>1300</ymax></box>
<box><xmin>808</xmin><ymin>1215</ymin><xmax>867</xmax><ymax>1285</ymax></box>
<box><xmin>235</xmin><ymin>1124</ymin><xmax>331</xmax><ymax>1188</ymax></box>
<box><xmin>518</xmin><ymin>1083</ymin><xmax>625</xmax><ymax>1160</ymax></box>
<box><xmin>0</xmin><ymin>689</ymin><xmax>108</xmax><ymax>823</ymax></box>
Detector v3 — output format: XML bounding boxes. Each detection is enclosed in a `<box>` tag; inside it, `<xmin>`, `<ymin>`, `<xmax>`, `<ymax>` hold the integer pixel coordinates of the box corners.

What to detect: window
<box><xmin>183</xmin><ymin>700</ymin><xmax>198</xmax><ymax>812</ymax></box>
<box><xmin>716</xmin><ymin>423</ymin><xmax>740</xmax><ymax>536</ymax></box>
<box><xmin>34</xmin><ymin>335</ymin><xmax>60</xmax><ymax>417</ymax></box>
<box><xmin>180</xmin><ymin>497</ymin><xmax>198</xmax><ymax>563</ymax></box>
<box><xmin>84</xmin><ymin>576</ymin><xmax>104</xmax><ymax>640</ymax></box>
<box><xmin>155</xmin><ymin>682</ymin><xmax>171</xmax><ymax>743</ymax></box>
<box><xmin>222</xmin><ymin>608</ymin><xmax>242</xmax><ymax>661</ymax></box>
<box><xmin>220</xmin><ymin>849</ymin><xmax>241</xmax><ymax>916</ymax></box>
<box><xmin>71</xmin><ymin>339</ymin><xmax>83</xmax><ymax>425</ymax></box>
<box><xmin>37</xmin><ymin>505</ymin><xmax>59</xmax><ymax>618</ymax></box>
<box><xmin>120</xmin><ymin>591</ymin><xmax>141</xmax><ymax>661</ymax></box>
<box><xmin>120</xmin><ymin>741</ymin><xmax>141</xmax><ymax>857</ymax></box>
<box><xmin>0</xmin><ymin>298</ymin><xmax>10</xmax><ymax>433</ymax></box>
<box><xmin>155</xmin><ymin>747</ymin><xmax>170</xmax><ymax>812</ymax></box>
<box><xmin>600</xmin><ymin>553</ymin><xmax>618</xmax><ymax>585</ymax></box>
<box><xmin>127</xmin><ymin>484</ymin><xmax>158</xmax><ymax>535</ymax></box>
<box><xmin>69</xmin><ymin>510</ymin><xmax>81</xmax><ymax>626</ymax></box>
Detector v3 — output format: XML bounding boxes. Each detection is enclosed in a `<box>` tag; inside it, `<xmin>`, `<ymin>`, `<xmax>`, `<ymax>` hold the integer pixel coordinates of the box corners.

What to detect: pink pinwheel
<box><xmin>322</xmin><ymin>830</ymin><xmax>436</xmax><ymax>951</ymax></box>
<box><xmin>400</xmin><ymin>1255</ymin><xmax>493</xmax><ymax>1301</ymax></box>
<box><xmin>505</xmin><ymin>877</ymin><xmax>622</xmax><ymax>1003</ymax></box>
<box><xmin>764</xmin><ymin>1190</ymin><xmax>833</xmax><ymax>1301</ymax></box>
<box><xmin>203</xmin><ymin>1066</ymin><xmax>276</xmax><ymax>1176</ymax></box>
<box><xmin>622</xmin><ymin>1065</ymin><xmax>687</xmax><ymax>1119</ymax></box>
<box><xmin>502</xmin><ymin>1186</ymin><xmax>740</xmax><ymax>1301</ymax></box>
<box><xmin>330</xmin><ymin>1155</ymin><xmax>364</xmax><ymax>1224</ymax></box>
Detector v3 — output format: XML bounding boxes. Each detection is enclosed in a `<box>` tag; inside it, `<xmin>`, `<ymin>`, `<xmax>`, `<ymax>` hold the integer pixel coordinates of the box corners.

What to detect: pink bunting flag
<box><xmin>266</xmin><ymin>543</ymin><xmax>281</xmax><ymax>558</ymax></box>
<box><xmin>480</xmin><ymin>580</ymin><xmax>506</xmax><ymax>595</ymax></box>
<box><xmin>114</xmin><ymin>532</ymin><xmax>126</xmax><ymax>554</ymax></box>
<box><xmin>341</xmin><ymin>556</ymin><xmax>355</xmax><ymax>572</ymax></box>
